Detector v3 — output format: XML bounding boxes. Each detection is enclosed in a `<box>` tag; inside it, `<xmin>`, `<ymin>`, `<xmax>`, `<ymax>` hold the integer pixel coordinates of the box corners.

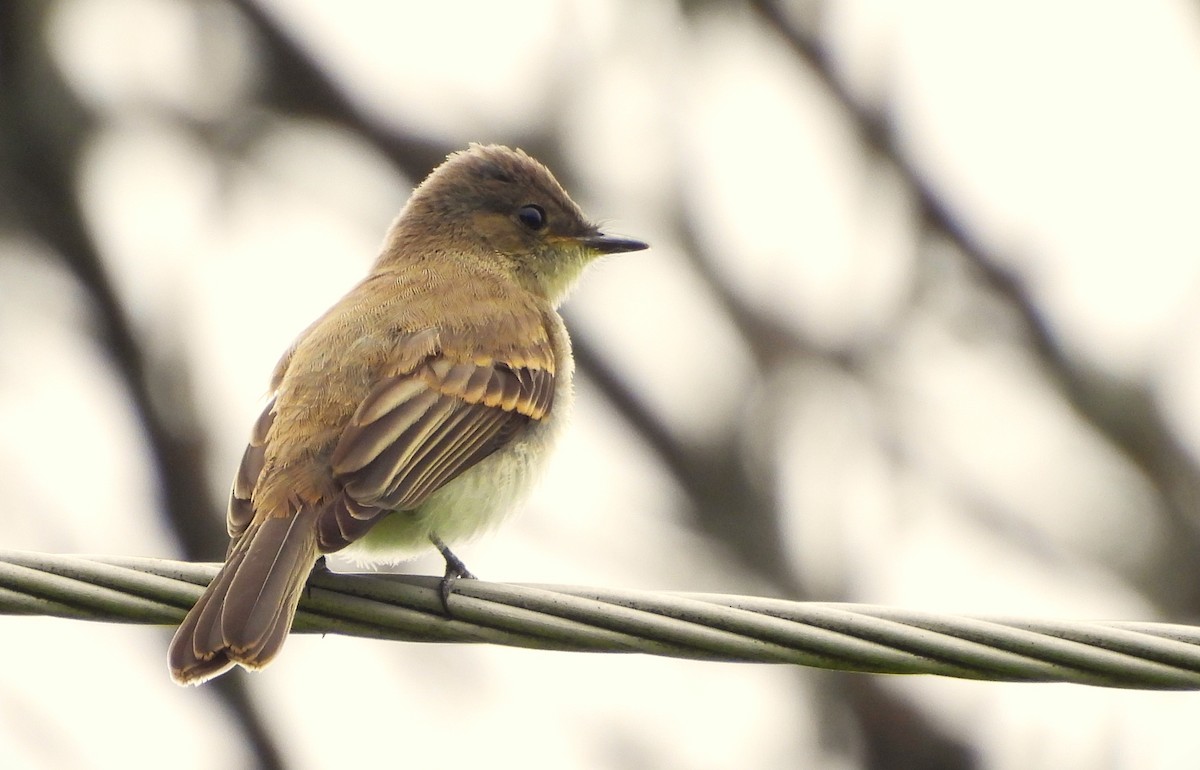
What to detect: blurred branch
<box><xmin>750</xmin><ymin>0</ymin><xmax>1200</xmax><ymax>614</ymax></box>
<box><xmin>569</xmin><ymin>333</ymin><xmax>799</xmax><ymax>584</ymax></box>
<box><xmin>5</xmin><ymin>550</ymin><xmax>1200</xmax><ymax>690</ymax></box>
<box><xmin>229</xmin><ymin>0</ymin><xmax>446</xmax><ymax>179</ymax></box>
<box><xmin>0</xmin><ymin>2</ymin><xmax>283</xmax><ymax>766</ymax></box>
<box><xmin>0</xmin><ymin>1</ymin><xmax>223</xmax><ymax>563</ymax></box>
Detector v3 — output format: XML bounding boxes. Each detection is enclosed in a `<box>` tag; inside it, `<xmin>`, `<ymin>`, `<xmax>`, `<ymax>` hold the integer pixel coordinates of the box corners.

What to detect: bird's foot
<box><xmin>430</xmin><ymin>534</ymin><xmax>475</xmax><ymax>615</ymax></box>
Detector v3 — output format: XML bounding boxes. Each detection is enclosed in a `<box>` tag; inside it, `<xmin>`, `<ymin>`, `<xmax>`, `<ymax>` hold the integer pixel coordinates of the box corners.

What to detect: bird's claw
<box><xmin>430</xmin><ymin>535</ymin><xmax>475</xmax><ymax>616</ymax></box>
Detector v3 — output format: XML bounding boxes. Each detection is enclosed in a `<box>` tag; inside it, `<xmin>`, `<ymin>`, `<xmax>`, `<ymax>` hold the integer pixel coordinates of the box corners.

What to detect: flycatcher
<box><xmin>168</xmin><ymin>144</ymin><xmax>647</xmax><ymax>685</ymax></box>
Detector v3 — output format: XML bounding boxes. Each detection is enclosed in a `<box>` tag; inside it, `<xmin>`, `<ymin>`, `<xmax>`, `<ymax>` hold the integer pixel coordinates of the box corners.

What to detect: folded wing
<box><xmin>316</xmin><ymin>354</ymin><xmax>554</xmax><ymax>549</ymax></box>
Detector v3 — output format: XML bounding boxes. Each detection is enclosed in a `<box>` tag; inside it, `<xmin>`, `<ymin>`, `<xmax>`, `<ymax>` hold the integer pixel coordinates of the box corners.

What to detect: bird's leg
<box><xmin>430</xmin><ymin>534</ymin><xmax>475</xmax><ymax>615</ymax></box>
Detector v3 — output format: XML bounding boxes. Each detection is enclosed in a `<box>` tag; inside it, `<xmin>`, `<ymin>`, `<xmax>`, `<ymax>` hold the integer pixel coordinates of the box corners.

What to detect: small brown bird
<box><xmin>168</xmin><ymin>144</ymin><xmax>646</xmax><ymax>685</ymax></box>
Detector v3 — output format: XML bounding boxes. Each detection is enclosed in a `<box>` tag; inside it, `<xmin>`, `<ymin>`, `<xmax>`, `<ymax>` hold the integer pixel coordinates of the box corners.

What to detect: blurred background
<box><xmin>3</xmin><ymin>0</ymin><xmax>1200</xmax><ymax>767</ymax></box>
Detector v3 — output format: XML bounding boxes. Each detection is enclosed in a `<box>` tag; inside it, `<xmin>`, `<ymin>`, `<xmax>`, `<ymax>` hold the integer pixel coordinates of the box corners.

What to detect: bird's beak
<box><xmin>577</xmin><ymin>232</ymin><xmax>649</xmax><ymax>254</ymax></box>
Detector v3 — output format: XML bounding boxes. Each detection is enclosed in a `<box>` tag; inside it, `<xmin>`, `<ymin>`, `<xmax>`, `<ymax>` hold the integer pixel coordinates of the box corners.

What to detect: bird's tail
<box><xmin>168</xmin><ymin>505</ymin><xmax>320</xmax><ymax>685</ymax></box>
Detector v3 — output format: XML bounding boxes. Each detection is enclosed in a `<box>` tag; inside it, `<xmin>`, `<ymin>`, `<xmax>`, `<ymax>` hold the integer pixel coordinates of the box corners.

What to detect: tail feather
<box><xmin>168</xmin><ymin>506</ymin><xmax>320</xmax><ymax>686</ymax></box>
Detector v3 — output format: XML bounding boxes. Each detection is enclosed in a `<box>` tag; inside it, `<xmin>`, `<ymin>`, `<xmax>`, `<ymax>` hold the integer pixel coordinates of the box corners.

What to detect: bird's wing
<box><xmin>226</xmin><ymin>317</ymin><xmax>556</xmax><ymax>552</ymax></box>
<box><xmin>314</xmin><ymin>349</ymin><xmax>555</xmax><ymax>550</ymax></box>
<box><xmin>312</xmin><ymin>345</ymin><xmax>554</xmax><ymax>549</ymax></box>
<box><xmin>228</xmin><ymin>399</ymin><xmax>275</xmax><ymax>541</ymax></box>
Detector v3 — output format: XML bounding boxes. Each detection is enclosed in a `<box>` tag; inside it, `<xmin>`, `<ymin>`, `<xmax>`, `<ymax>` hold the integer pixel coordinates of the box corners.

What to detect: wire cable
<box><xmin>1</xmin><ymin>550</ymin><xmax>1198</xmax><ymax>689</ymax></box>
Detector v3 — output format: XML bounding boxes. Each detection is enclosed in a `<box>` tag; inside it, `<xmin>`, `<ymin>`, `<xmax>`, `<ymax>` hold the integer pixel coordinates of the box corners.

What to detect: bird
<box><xmin>167</xmin><ymin>144</ymin><xmax>647</xmax><ymax>685</ymax></box>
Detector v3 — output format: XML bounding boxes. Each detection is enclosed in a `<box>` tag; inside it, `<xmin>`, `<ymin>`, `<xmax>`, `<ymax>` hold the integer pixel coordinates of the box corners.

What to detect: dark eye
<box><xmin>517</xmin><ymin>204</ymin><xmax>546</xmax><ymax>231</ymax></box>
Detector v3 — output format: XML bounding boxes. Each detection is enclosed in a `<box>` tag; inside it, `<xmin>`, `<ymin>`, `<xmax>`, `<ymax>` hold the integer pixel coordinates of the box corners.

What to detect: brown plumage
<box><xmin>168</xmin><ymin>144</ymin><xmax>646</xmax><ymax>685</ymax></box>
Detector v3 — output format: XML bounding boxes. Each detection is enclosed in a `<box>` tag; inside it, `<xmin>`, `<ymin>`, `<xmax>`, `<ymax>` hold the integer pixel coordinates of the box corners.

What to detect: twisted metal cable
<box><xmin>1</xmin><ymin>549</ymin><xmax>1199</xmax><ymax>689</ymax></box>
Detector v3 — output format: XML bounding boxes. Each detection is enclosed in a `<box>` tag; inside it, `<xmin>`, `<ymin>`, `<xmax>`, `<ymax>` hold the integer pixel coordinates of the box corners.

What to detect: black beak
<box><xmin>579</xmin><ymin>232</ymin><xmax>649</xmax><ymax>254</ymax></box>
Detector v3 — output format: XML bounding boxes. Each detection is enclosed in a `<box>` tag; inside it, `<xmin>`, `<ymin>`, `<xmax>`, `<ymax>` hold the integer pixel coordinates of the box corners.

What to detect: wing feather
<box><xmin>228</xmin><ymin>398</ymin><xmax>276</xmax><ymax>538</ymax></box>
<box><xmin>381</xmin><ymin>403</ymin><xmax>513</xmax><ymax>509</ymax></box>
<box><xmin>229</xmin><ymin>330</ymin><xmax>557</xmax><ymax>556</ymax></box>
<box><xmin>330</xmin><ymin>355</ymin><xmax>552</xmax><ymax>517</ymax></box>
<box><xmin>316</xmin><ymin>496</ymin><xmax>379</xmax><ymax>551</ymax></box>
<box><xmin>339</xmin><ymin>396</ymin><xmax>459</xmax><ymax>504</ymax></box>
<box><xmin>355</xmin><ymin>377</ymin><xmax>432</xmax><ymax>426</ymax></box>
<box><xmin>331</xmin><ymin>388</ymin><xmax>443</xmax><ymax>475</ymax></box>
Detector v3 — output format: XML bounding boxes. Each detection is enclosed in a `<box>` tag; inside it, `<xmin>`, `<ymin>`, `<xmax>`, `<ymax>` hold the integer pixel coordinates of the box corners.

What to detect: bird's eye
<box><xmin>517</xmin><ymin>204</ymin><xmax>546</xmax><ymax>231</ymax></box>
